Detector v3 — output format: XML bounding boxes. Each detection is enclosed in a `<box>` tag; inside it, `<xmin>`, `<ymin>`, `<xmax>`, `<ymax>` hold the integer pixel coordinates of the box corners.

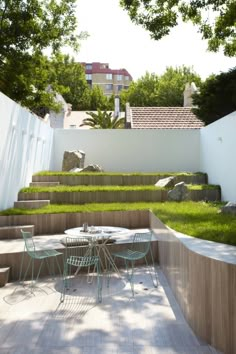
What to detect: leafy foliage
<box><xmin>120</xmin><ymin>0</ymin><xmax>236</xmax><ymax>56</ymax></box>
<box><xmin>120</xmin><ymin>66</ymin><xmax>201</xmax><ymax>108</ymax></box>
<box><xmin>0</xmin><ymin>0</ymin><xmax>84</xmax><ymax>115</ymax></box>
<box><xmin>192</xmin><ymin>67</ymin><xmax>236</xmax><ymax>124</ymax></box>
<box><xmin>80</xmin><ymin>109</ymin><xmax>125</xmax><ymax>129</ymax></box>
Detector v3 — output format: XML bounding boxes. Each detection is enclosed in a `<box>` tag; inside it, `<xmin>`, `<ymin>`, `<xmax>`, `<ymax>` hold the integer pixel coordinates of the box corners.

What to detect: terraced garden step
<box><xmin>32</xmin><ymin>173</ymin><xmax>208</xmax><ymax>186</ymax></box>
<box><xmin>0</xmin><ymin>267</ymin><xmax>10</xmax><ymax>287</ymax></box>
<box><xmin>14</xmin><ymin>200</ymin><xmax>50</xmax><ymax>209</ymax></box>
<box><xmin>18</xmin><ymin>188</ymin><xmax>221</xmax><ymax>204</ymax></box>
<box><xmin>29</xmin><ymin>182</ymin><xmax>60</xmax><ymax>187</ymax></box>
<box><xmin>0</xmin><ymin>225</ymin><xmax>35</xmax><ymax>239</ymax></box>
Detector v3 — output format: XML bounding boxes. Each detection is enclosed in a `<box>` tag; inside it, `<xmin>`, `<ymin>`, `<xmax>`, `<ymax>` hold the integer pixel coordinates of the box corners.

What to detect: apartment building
<box><xmin>80</xmin><ymin>62</ymin><xmax>133</xmax><ymax>96</ymax></box>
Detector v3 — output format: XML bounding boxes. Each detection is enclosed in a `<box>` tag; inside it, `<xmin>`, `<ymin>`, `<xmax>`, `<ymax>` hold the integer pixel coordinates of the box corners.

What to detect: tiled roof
<box><xmin>130</xmin><ymin>107</ymin><xmax>204</xmax><ymax>129</ymax></box>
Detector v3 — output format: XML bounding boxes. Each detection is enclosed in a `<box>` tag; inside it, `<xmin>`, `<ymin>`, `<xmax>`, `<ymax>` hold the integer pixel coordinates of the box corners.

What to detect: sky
<box><xmin>73</xmin><ymin>0</ymin><xmax>236</xmax><ymax>81</ymax></box>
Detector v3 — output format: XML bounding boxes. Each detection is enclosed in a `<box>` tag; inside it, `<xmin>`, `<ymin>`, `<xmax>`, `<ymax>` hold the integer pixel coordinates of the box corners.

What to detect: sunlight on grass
<box><xmin>20</xmin><ymin>184</ymin><xmax>219</xmax><ymax>193</ymax></box>
<box><xmin>1</xmin><ymin>201</ymin><xmax>235</xmax><ymax>246</ymax></box>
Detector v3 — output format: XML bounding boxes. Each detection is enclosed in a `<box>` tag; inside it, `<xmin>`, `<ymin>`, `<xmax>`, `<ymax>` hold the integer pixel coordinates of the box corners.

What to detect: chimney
<box><xmin>125</xmin><ymin>102</ymin><xmax>132</xmax><ymax>129</ymax></box>
<box><xmin>114</xmin><ymin>95</ymin><xmax>120</xmax><ymax>118</ymax></box>
<box><xmin>183</xmin><ymin>82</ymin><xmax>198</xmax><ymax>107</ymax></box>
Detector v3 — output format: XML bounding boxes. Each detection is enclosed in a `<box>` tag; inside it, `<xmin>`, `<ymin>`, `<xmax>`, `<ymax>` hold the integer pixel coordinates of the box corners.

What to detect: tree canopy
<box><xmin>0</xmin><ymin>0</ymin><xmax>85</xmax><ymax>115</ymax></box>
<box><xmin>119</xmin><ymin>66</ymin><xmax>201</xmax><ymax>109</ymax></box>
<box><xmin>192</xmin><ymin>67</ymin><xmax>236</xmax><ymax>125</ymax></box>
<box><xmin>120</xmin><ymin>0</ymin><xmax>236</xmax><ymax>56</ymax></box>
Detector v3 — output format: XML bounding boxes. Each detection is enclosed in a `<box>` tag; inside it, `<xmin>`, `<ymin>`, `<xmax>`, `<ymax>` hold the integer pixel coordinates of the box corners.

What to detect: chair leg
<box><xmin>55</xmin><ymin>255</ymin><xmax>62</xmax><ymax>277</ymax></box>
<box><xmin>130</xmin><ymin>261</ymin><xmax>135</xmax><ymax>296</ymax></box>
<box><xmin>21</xmin><ymin>257</ymin><xmax>32</xmax><ymax>284</ymax></box>
<box><xmin>34</xmin><ymin>259</ymin><xmax>44</xmax><ymax>283</ymax></box>
<box><xmin>97</xmin><ymin>261</ymin><xmax>102</xmax><ymax>303</ymax></box>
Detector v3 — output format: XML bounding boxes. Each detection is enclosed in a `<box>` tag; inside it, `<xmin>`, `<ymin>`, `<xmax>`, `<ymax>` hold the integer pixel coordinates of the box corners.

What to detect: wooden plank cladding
<box><xmin>18</xmin><ymin>188</ymin><xmax>221</xmax><ymax>203</ymax></box>
<box><xmin>18</xmin><ymin>190</ymin><xmax>168</xmax><ymax>203</ymax></box>
<box><xmin>0</xmin><ymin>210</ymin><xmax>150</xmax><ymax>235</ymax></box>
<box><xmin>32</xmin><ymin>173</ymin><xmax>207</xmax><ymax>186</ymax></box>
<box><xmin>149</xmin><ymin>211</ymin><xmax>236</xmax><ymax>354</ymax></box>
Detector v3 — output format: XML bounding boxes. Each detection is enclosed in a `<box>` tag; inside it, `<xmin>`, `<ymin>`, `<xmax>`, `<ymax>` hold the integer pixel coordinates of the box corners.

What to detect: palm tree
<box><xmin>80</xmin><ymin>109</ymin><xmax>125</xmax><ymax>129</ymax></box>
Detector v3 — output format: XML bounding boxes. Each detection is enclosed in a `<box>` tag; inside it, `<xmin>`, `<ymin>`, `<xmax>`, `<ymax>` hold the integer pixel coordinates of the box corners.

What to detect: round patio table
<box><xmin>64</xmin><ymin>226</ymin><xmax>130</xmax><ymax>274</ymax></box>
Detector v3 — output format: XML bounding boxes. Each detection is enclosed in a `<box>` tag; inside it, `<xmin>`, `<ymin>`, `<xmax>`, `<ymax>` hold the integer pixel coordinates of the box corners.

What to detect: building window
<box><xmin>124</xmin><ymin>85</ymin><xmax>129</xmax><ymax>90</ymax></box>
<box><xmin>101</xmin><ymin>63</ymin><xmax>109</xmax><ymax>69</ymax></box>
<box><xmin>118</xmin><ymin>85</ymin><xmax>123</xmax><ymax>91</ymax></box>
<box><xmin>86</xmin><ymin>64</ymin><xmax>92</xmax><ymax>70</ymax></box>
<box><xmin>86</xmin><ymin>74</ymin><xmax>92</xmax><ymax>80</ymax></box>
<box><xmin>106</xmin><ymin>84</ymin><xmax>113</xmax><ymax>90</ymax></box>
<box><xmin>125</xmin><ymin>76</ymin><xmax>129</xmax><ymax>81</ymax></box>
<box><xmin>106</xmin><ymin>73</ymin><xmax>112</xmax><ymax>80</ymax></box>
<box><xmin>117</xmin><ymin>75</ymin><xmax>123</xmax><ymax>81</ymax></box>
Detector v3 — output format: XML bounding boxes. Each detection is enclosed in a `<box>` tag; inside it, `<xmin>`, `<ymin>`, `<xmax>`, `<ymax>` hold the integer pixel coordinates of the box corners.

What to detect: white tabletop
<box><xmin>64</xmin><ymin>226</ymin><xmax>129</xmax><ymax>239</ymax></box>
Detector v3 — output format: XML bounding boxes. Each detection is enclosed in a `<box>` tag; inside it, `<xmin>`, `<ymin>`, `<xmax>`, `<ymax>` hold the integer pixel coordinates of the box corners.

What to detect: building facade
<box><xmin>80</xmin><ymin>62</ymin><xmax>133</xmax><ymax>96</ymax></box>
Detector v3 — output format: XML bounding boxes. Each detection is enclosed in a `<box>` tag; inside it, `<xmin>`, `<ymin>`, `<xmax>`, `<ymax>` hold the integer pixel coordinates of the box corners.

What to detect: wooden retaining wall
<box><xmin>18</xmin><ymin>188</ymin><xmax>221</xmax><ymax>203</ymax></box>
<box><xmin>32</xmin><ymin>174</ymin><xmax>208</xmax><ymax>186</ymax></box>
<box><xmin>0</xmin><ymin>210</ymin><xmax>150</xmax><ymax>235</ymax></box>
<box><xmin>149</xmin><ymin>211</ymin><xmax>236</xmax><ymax>354</ymax></box>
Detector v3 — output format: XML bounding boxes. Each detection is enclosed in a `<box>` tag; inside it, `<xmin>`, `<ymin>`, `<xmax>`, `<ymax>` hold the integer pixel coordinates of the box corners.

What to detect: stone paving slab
<box><xmin>0</xmin><ymin>267</ymin><xmax>222</xmax><ymax>354</ymax></box>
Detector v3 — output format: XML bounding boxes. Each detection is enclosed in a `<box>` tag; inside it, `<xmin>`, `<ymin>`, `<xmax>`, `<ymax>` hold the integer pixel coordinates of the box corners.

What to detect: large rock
<box><xmin>155</xmin><ymin>176</ymin><xmax>176</xmax><ymax>188</ymax></box>
<box><xmin>220</xmin><ymin>202</ymin><xmax>236</xmax><ymax>215</ymax></box>
<box><xmin>168</xmin><ymin>182</ymin><xmax>189</xmax><ymax>201</ymax></box>
<box><xmin>62</xmin><ymin>150</ymin><xmax>85</xmax><ymax>171</ymax></box>
<box><xmin>81</xmin><ymin>164</ymin><xmax>103</xmax><ymax>172</ymax></box>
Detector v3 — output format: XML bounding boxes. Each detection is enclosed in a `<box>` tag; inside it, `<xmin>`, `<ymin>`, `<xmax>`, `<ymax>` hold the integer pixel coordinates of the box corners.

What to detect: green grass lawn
<box><xmin>1</xmin><ymin>201</ymin><xmax>235</xmax><ymax>246</ymax></box>
<box><xmin>20</xmin><ymin>184</ymin><xmax>219</xmax><ymax>193</ymax></box>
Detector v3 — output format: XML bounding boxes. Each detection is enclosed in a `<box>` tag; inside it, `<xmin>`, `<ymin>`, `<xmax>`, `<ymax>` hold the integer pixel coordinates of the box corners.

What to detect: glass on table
<box><xmin>82</xmin><ymin>223</ymin><xmax>88</xmax><ymax>232</ymax></box>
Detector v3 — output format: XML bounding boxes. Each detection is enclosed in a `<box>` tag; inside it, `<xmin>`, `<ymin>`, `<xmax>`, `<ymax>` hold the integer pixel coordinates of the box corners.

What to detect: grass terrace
<box><xmin>1</xmin><ymin>201</ymin><xmax>235</xmax><ymax>246</ymax></box>
<box><xmin>34</xmin><ymin>171</ymin><xmax>206</xmax><ymax>177</ymax></box>
<box><xmin>20</xmin><ymin>184</ymin><xmax>219</xmax><ymax>193</ymax></box>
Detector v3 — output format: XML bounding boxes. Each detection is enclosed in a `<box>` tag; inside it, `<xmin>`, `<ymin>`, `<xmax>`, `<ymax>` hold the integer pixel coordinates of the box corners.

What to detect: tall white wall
<box><xmin>200</xmin><ymin>111</ymin><xmax>236</xmax><ymax>202</ymax></box>
<box><xmin>52</xmin><ymin>129</ymin><xmax>201</xmax><ymax>172</ymax></box>
<box><xmin>0</xmin><ymin>92</ymin><xmax>54</xmax><ymax>210</ymax></box>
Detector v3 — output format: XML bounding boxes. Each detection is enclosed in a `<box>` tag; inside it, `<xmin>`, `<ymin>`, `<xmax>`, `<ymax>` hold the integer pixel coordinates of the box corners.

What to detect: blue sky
<box><xmin>73</xmin><ymin>0</ymin><xmax>236</xmax><ymax>81</ymax></box>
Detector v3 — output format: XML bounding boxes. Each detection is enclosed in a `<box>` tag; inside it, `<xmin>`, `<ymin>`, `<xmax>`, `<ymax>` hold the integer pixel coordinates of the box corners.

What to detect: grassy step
<box><xmin>32</xmin><ymin>171</ymin><xmax>208</xmax><ymax>186</ymax></box>
<box><xmin>0</xmin><ymin>201</ymin><xmax>235</xmax><ymax>246</ymax></box>
<box><xmin>20</xmin><ymin>184</ymin><xmax>218</xmax><ymax>193</ymax></box>
<box><xmin>18</xmin><ymin>185</ymin><xmax>221</xmax><ymax>204</ymax></box>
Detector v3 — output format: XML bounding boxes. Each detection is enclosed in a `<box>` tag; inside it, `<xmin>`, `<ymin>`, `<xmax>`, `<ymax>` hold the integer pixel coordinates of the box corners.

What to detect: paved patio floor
<box><xmin>0</xmin><ymin>267</ymin><xmax>222</xmax><ymax>354</ymax></box>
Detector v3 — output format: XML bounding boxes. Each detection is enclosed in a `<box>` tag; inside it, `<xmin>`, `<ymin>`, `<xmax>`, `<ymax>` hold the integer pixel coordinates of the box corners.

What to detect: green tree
<box><xmin>49</xmin><ymin>54</ymin><xmax>91</xmax><ymax>110</ymax></box>
<box><xmin>120</xmin><ymin>0</ymin><xmax>236</xmax><ymax>56</ymax></box>
<box><xmin>80</xmin><ymin>109</ymin><xmax>125</xmax><ymax>129</ymax></box>
<box><xmin>86</xmin><ymin>85</ymin><xmax>111</xmax><ymax>111</ymax></box>
<box><xmin>120</xmin><ymin>66</ymin><xmax>201</xmax><ymax>108</ymax></box>
<box><xmin>192</xmin><ymin>67</ymin><xmax>236</xmax><ymax>125</ymax></box>
<box><xmin>0</xmin><ymin>0</ymin><xmax>85</xmax><ymax>114</ymax></box>
<box><xmin>156</xmin><ymin>66</ymin><xmax>201</xmax><ymax>106</ymax></box>
<box><xmin>120</xmin><ymin>72</ymin><xmax>159</xmax><ymax>108</ymax></box>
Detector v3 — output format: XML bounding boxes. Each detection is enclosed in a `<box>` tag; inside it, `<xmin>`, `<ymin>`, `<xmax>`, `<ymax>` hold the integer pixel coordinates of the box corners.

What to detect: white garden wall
<box><xmin>200</xmin><ymin>111</ymin><xmax>236</xmax><ymax>202</ymax></box>
<box><xmin>52</xmin><ymin>129</ymin><xmax>201</xmax><ymax>173</ymax></box>
<box><xmin>0</xmin><ymin>93</ymin><xmax>54</xmax><ymax>210</ymax></box>
<box><xmin>1</xmin><ymin>91</ymin><xmax>236</xmax><ymax>210</ymax></box>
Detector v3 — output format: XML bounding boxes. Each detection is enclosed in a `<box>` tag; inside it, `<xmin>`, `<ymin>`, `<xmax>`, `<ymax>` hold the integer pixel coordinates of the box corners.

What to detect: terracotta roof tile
<box><xmin>130</xmin><ymin>107</ymin><xmax>204</xmax><ymax>129</ymax></box>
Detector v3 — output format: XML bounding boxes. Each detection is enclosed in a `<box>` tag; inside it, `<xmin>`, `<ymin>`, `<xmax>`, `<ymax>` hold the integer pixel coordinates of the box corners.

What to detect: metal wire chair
<box><xmin>111</xmin><ymin>232</ymin><xmax>158</xmax><ymax>296</ymax></box>
<box><xmin>19</xmin><ymin>230</ymin><xmax>62</xmax><ymax>286</ymax></box>
<box><xmin>60</xmin><ymin>236</ymin><xmax>102</xmax><ymax>303</ymax></box>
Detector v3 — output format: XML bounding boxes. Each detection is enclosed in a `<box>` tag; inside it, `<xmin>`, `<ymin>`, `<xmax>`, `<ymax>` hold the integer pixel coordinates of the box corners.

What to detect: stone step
<box><xmin>29</xmin><ymin>182</ymin><xmax>60</xmax><ymax>187</ymax></box>
<box><xmin>14</xmin><ymin>200</ymin><xmax>50</xmax><ymax>209</ymax></box>
<box><xmin>0</xmin><ymin>225</ymin><xmax>35</xmax><ymax>240</ymax></box>
<box><xmin>0</xmin><ymin>267</ymin><xmax>10</xmax><ymax>287</ymax></box>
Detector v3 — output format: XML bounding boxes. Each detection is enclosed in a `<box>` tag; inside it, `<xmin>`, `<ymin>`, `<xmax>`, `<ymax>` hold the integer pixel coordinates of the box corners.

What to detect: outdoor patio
<box><xmin>0</xmin><ymin>266</ymin><xmax>222</xmax><ymax>354</ymax></box>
